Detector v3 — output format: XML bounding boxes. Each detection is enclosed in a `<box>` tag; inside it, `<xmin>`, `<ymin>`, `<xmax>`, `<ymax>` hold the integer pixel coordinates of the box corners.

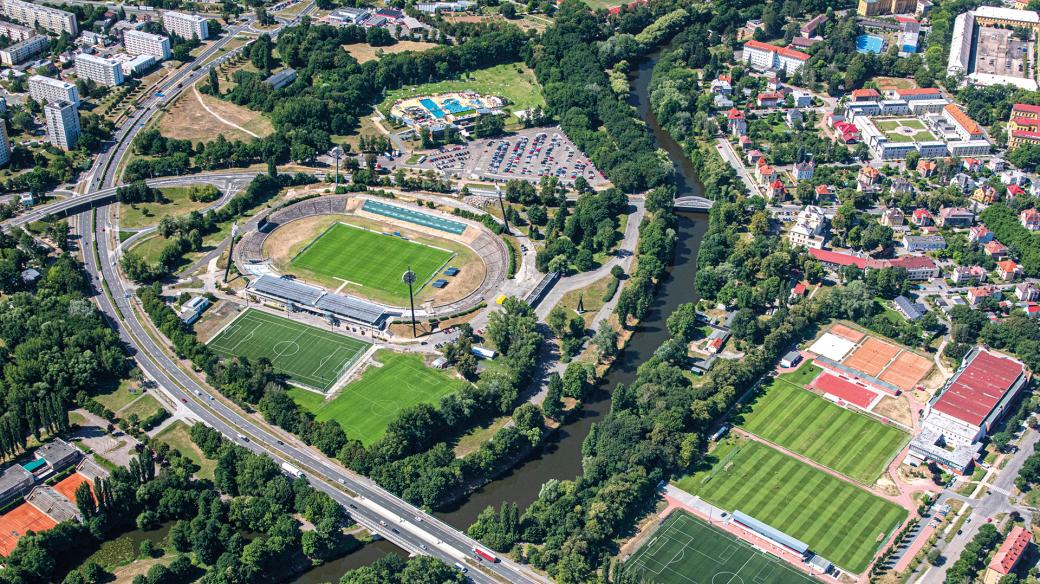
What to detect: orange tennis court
<box><xmin>53</xmin><ymin>473</ymin><xmax>91</xmax><ymax>504</ymax></box>
<box><xmin>879</xmin><ymin>351</ymin><xmax>933</xmax><ymax>391</ymax></box>
<box><xmin>843</xmin><ymin>337</ymin><xmax>900</xmax><ymax>377</ymax></box>
<box><xmin>0</xmin><ymin>503</ymin><xmax>57</xmax><ymax>556</ymax></box>
<box><xmin>830</xmin><ymin>324</ymin><xmax>865</xmax><ymax>343</ymax></box>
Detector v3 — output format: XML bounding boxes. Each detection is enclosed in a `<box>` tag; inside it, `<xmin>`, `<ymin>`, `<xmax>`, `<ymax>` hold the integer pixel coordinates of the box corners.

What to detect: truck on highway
<box><xmin>280</xmin><ymin>462</ymin><xmax>304</xmax><ymax>479</ymax></box>
<box><xmin>473</xmin><ymin>546</ymin><xmax>498</xmax><ymax>563</ymax></box>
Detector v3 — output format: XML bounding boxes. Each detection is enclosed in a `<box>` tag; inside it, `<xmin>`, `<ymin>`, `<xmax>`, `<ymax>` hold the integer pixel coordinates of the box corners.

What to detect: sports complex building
<box><xmin>910</xmin><ymin>347</ymin><xmax>1029</xmax><ymax>473</ymax></box>
<box><xmin>388</xmin><ymin>91</ymin><xmax>506</xmax><ymax>133</ymax></box>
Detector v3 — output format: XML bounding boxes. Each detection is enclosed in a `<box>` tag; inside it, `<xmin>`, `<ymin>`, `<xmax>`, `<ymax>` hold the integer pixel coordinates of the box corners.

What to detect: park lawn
<box><xmin>119</xmin><ymin>185</ymin><xmax>221</xmax><ymax>230</ymax></box>
<box><xmin>154</xmin><ymin>421</ymin><xmax>216</xmax><ymax>480</ymax></box>
<box><xmin>289</xmin><ymin>349</ymin><xmax>467</xmax><ymax>445</ymax></box>
<box><xmin>579</xmin><ymin>0</ymin><xmax>624</xmax><ymax>9</ymax></box>
<box><xmin>740</xmin><ymin>365</ymin><xmax>909</xmax><ymax>483</ymax></box>
<box><xmin>291</xmin><ymin>222</ymin><xmax>453</xmax><ymax>305</ymax></box>
<box><xmin>776</xmin><ymin>359</ymin><xmax>821</xmax><ymax>387</ymax></box>
<box><xmin>379</xmin><ymin>62</ymin><xmax>545</xmax><ymax>123</ymax></box>
<box><xmin>118</xmin><ymin>394</ymin><xmax>164</xmax><ymax>420</ymax></box>
<box><xmin>674</xmin><ymin>439</ymin><xmax>907</xmax><ymax>574</ymax></box>
<box><xmin>94</xmin><ymin>379</ymin><xmax>144</xmax><ymax>412</ymax></box>
<box><xmin>874</xmin><ymin>120</ymin><xmax>900</xmax><ymax>131</ymax></box>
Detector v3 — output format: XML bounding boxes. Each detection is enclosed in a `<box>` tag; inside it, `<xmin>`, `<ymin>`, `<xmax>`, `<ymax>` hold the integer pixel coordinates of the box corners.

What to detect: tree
<box><xmin>591</xmin><ymin>324</ymin><xmax>618</xmax><ymax>360</ymax></box>
<box><xmin>730</xmin><ymin>308</ymin><xmax>759</xmax><ymax>342</ymax></box>
<box><xmin>543</xmin><ymin>373</ymin><xmax>563</xmax><ymax>420</ymax></box>
<box><xmin>547</xmin><ymin>305</ymin><xmax>571</xmax><ymax>338</ymax></box>
<box><xmin>666</xmin><ymin>303</ymin><xmax>699</xmax><ymax>342</ymax></box>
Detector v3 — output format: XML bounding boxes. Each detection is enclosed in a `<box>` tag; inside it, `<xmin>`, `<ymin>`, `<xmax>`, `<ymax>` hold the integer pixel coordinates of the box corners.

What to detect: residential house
<box><xmin>1020</xmin><ymin>208</ymin><xmax>1040</xmax><ymax>230</ymax></box>
<box><xmin>786</xmin><ymin>109</ymin><xmax>804</xmax><ymax>128</ymax></box>
<box><xmin>833</xmin><ymin>120</ymin><xmax>860</xmax><ymax>143</ymax></box>
<box><xmin>714</xmin><ymin>94</ymin><xmax>734</xmax><ymax>108</ymax></box>
<box><xmin>793</xmin><ymin>161</ymin><xmax>814</xmax><ymax>182</ymax></box>
<box><xmin>787</xmin><ymin>205</ymin><xmax>828</xmax><ymax>249</ymax></box>
<box><xmin>917</xmin><ymin>159</ymin><xmax>937</xmax><ymax>177</ymax></box>
<box><xmin>757</xmin><ymin>92</ymin><xmax>782</xmax><ymax>108</ymax></box>
<box><xmin>968</xmin><ymin>285</ymin><xmax>1002</xmax><ymax>306</ymax></box>
<box><xmin>973</xmin><ymin>185</ymin><xmax>999</xmax><ymax>204</ymax></box>
<box><xmin>985</xmin><ymin>240</ymin><xmax>1009</xmax><ymax>259</ymax></box>
<box><xmin>850</xmin><ymin>88</ymin><xmax>881</xmax><ymax>102</ymax></box>
<box><xmin>738</xmin><ymin>135</ymin><xmax>752</xmax><ymax>150</ymax></box>
<box><xmin>1001</xmin><ymin>170</ymin><xmax>1029</xmax><ymax>186</ymax></box>
<box><xmin>894</xmin><ymin>295</ymin><xmax>928</xmax><ymax>321</ymax></box>
<box><xmin>988</xmin><ymin>158</ymin><xmax>1006</xmax><ymax>172</ymax></box>
<box><xmin>938</xmin><ymin>207</ymin><xmax>974</xmax><ymax>228</ymax></box>
<box><xmin>889</xmin><ymin>255</ymin><xmax>940</xmax><ymax>280</ymax></box>
<box><xmin>912</xmin><ymin>208</ymin><xmax>934</xmax><ymax>226</ymax></box>
<box><xmin>969</xmin><ymin>225</ymin><xmax>994</xmax><ymax>244</ymax></box>
<box><xmin>801</xmin><ymin>13</ymin><xmax>827</xmax><ymax>37</ymax></box>
<box><xmin>952</xmin><ymin>265</ymin><xmax>986</xmax><ymax>285</ymax></box>
<box><xmin>815</xmin><ymin>185</ymin><xmax>836</xmax><ymax>202</ymax></box>
<box><xmin>710</xmin><ymin>78</ymin><xmax>732</xmax><ymax>95</ymax></box>
<box><xmin>997</xmin><ymin>260</ymin><xmax>1022</xmax><ymax>280</ymax></box>
<box><xmin>1016</xmin><ymin>282</ymin><xmax>1039</xmax><ymax>302</ymax></box>
<box><xmin>1007</xmin><ymin>184</ymin><xmax>1026</xmax><ymax>199</ymax></box>
<box><xmin>858</xmin><ymin>166</ymin><xmax>881</xmax><ymax>190</ymax></box>
<box><xmin>881</xmin><ymin>207</ymin><xmax>905</xmax><ymax>227</ymax></box>
<box><xmin>963</xmin><ymin>157</ymin><xmax>983</xmax><ymax>172</ymax></box>
<box><xmin>768</xmin><ymin>179</ymin><xmax>787</xmax><ymax>200</ymax></box>
<box><xmin>950</xmin><ymin>173</ymin><xmax>976</xmax><ymax>194</ymax></box>
<box><xmin>756</xmin><ymin>162</ymin><xmax>778</xmax><ymax>185</ymax></box>
<box><xmin>727</xmin><ymin>108</ymin><xmax>747</xmax><ymax>136</ymax></box>
<box><xmin>792</xmin><ymin>91</ymin><xmax>812</xmax><ymax>107</ymax></box>
<box><xmin>746</xmin><ymin>149</ymin><xmax>765</xmax><ymax>165</ymax></box>
<box><xmin>903</xmin><ymin>234</ymin><xmax>947</xmax><ymax>251</ymax></box>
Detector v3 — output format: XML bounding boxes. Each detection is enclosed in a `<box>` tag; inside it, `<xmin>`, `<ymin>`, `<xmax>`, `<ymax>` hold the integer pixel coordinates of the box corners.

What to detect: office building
<box><xmin>0</xmin><ymin>19</ymin><xmax>33</xmax><ymax>42</ymax></box>
<box><xmin>124</xmin><ymin>29</ymin><xmax>171</xmax><ymax>60</ymax></box>
<box><xmin>741</xmin><ymin>40</ymin><xmax>810</xmax><ymax>75</ymax></box>
<box><xmin>162</xmin><ymin>10</ymin><xmax>209</xmax><ymax>40</ymax></box>
<box><xmin>2</xmin><ymin>0</ymin><xmax>77</xmax><ymax>35</ymax></box>
<box><xmin>0</xmin><ymin>33</ymin><xmax>46</xmax><ymax>66</ymax></box>
<box><xmin>45</xmin><ymin>100</ymin><xmax>80</xmax><ymax>150</ymax></box>
<box><xmin>75</xmin><ymin>53</ymin><xmax>124</xmax><ymax>87</ymax></box>
<box><xmin>28</xmin><ymin>75</ymin><xmax>79</xmax><ymax>107</ymax></box>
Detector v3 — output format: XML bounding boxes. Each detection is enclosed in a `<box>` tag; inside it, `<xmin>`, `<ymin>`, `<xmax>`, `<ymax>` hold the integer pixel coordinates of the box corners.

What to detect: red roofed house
<box><xmin>832</xmin><ymin>120</ymin><xmax>860</xmax><ymax>144</ymax></box>
<box><xmin>727</xmin><ymin>108</ymin><xmax>747</xmax><ymax>137</ymax></box>
<box><xmin>952</xmin><ymin>265</ymin><xmax>986</xmax><ymax>285</ymax></box>
<box><xmin>790</xmin><ymin>282</ymin><xmax>808</xmax><ymax>300</ymax></box>
<box><xmin>997</xmin><ymin>260</ymin><xmax>1022</xmax><ymax>280</ymax></box>
<box><xmin>912</xmin><ymin>208</ymin><xmax>933</xmax><ymax>226</ymax></box>
<box><xmin>1007</xmin><ymin>184</ymin><xmax>1026</xmax><ymax>199</ymax></box>
<box><xmin>1007</xmin><ymin>103</ymin><xmax>1040</xmax><ymax>150</ymax></box>
<box><xmin>808</xmin><ymin>247</ymin><xmax>871</xmax><ymax>270</ymax></box>
<box><xmin>746</xmin><ymin>149</ymin><xmax>765</xmax><ymax>165</ymax></box>
<box><xmin>768</xmin><ymin>179</ymin><xmax>787</xmax><ymax>200</ymax></box>
<box><xmin>738</xmin><ymin>135</ymin><xmax>752</xmax><ymax>150</ymax></box>
<box><xmin>969</xmin><ymin>225</ymin><xmax>994</xmax><ymax>244</ymax></box>
<box><xmin>815</xmin><ymin>185</ymin><xmax>836</xmax><ymax>201</ymax></box>
<box><xmin>917</xmin><ymin>159</ymin><xmax>937</xmax><ymax>177</ymax></box>
<box><xmin>985</xmin><ymin>240</ymin><xmax>1009</xmax><ymax>259</ymax></box>
<box><xmin>985</xmin><ymin>526</ymin><xmax>1032</xmax><ymax>584</ymax></box>
<box><xmin>741</xmin><ymin>40</ymin><xmax>810</xmax><ymax>75</ymax></box>
<box><xmin>938</xmin><ymin>207</ymin><xmax>974</xmax><ymax>228</ymax></box>
<box><xmin>807</xmin><ymin>248</ymin><xmax>937</xmax><ymax>279</ymax></box>
<box><xmin>858</xmin><ymin>166</ymin><xmax>881</xmax><ymax>190</ymax></box>
<box><xmin>968</xmin><ymin>285</ymin><xmax>1002</xmax><ymax>306</ymax></box>
<box><xmin>888</xmin><ymin>255</ymin><xmax>940</xmax><ymax>280</ymax></box>
<box><xmin>850</xmin><ymin>88</ymin><xmax>880</xmax><ymax>102</ymax></box>
<box><xmin>756</xmin><ymin>163</ymin><xmax>778</xmax><ymax>185</ymax></box>
<box><xmin>757</xmin><ymin>92</ymin><xmax>782</xmax><ymax>108</ymax></box>
<box><xmin>963</xmin><ymin>157</ymin><xmax>983</xmax><ymax>172</ymax></box>
<box><xmin>1021</xmin><ymin>208</ymin><xmax>1040</xmax><ymax>231</ymax></box>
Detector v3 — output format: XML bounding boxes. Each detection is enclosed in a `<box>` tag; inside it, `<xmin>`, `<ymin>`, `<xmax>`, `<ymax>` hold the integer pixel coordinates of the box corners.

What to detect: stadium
<box><xmin>233</xmin><ymin>195</ymin><xmax>509</xmax><ymax>330</ymax></box>
<box><xmin>389</xmin><ymin>91</ymin><xmax>506</xmax><ymax>130</ymax></box>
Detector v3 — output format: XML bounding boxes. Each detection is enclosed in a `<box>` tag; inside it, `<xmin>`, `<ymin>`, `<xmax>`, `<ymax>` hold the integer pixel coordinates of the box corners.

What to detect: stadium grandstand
<box><xmin>248</xmin><ymin>275</ymin><xmax>388</xmax><ymax>328</ymax></box>
<box><xmin>361</xmin><ymin>199</ymin><xmax>468</xmax><ymax>235</ymax></box>
<box><xmin>733</xmin><ymin>511</ymin><xmax>810</xmax><ymax>558</ymax></box>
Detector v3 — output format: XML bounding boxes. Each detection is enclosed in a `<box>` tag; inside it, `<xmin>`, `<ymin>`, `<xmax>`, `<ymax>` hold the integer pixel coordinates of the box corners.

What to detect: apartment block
<box><xmin>44</xmin><ymin>101</ymin><xmax>80</xmax><ymax>150</ymax></box>
<box><xmin>28</xmin><ymin>75</ymin><xmax>79</xmax><ymax>107</ymax></box>
<box><xmin>0</xmin><ymin>19</ymin><xmax>33</xmax><ymax>41</ymax></box>
<box><xmin>124</xmin><ymin>29</ymin><xmax>171</xmax><ymax>61</ymax></box>
<box><xmin>0</xmin><ymin>33</ymin><xmax>45</xmax><ymax>65</ymax></box>
<box><xmin>162</xmin><ymin>11</ymin><xmax>209</xmax><ymax>40</ymax></box>
<box><xmin>2</xmin><ymin>0</ymin><xmax>77</xmax><ymax>35</ymax></box>
<box><xmin>75</xmin><ymin>53</ymin><xmax>124</xmax><ymax>87</ymax></box>
<box><xmin>0</xmin><ymin>122</ymin><xmax>11</xmax><ymax>168</ymax></box>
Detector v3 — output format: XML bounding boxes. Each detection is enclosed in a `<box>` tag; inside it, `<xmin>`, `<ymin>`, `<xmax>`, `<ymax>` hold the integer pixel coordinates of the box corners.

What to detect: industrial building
<box><xmin>123</xmin><ymin>29</ymin><xmax>171</xmax><ymax>61</ymax></box>
<box><xmin>1</xmin><ymin>0</ymin><xmax>77</xmax><ymax>34</ymax></box>
<box><xmin>44</xmin><ymin>100</ymin><xmax>80</xmax><ymax>150</ymax></box>
<box><xmin>162</xmin><ymin>10</ymin><xmax>209</xmax><ymax>41</ymax></box>
<box><xmin>74</xmin><ymin>53</ymin><xmax>124</xmax><ymax>87</ymax></box>
<box><xmin>0</xmin><ymin>34</ymin><xmax>46</xmax><ymax>66</ymax></box>
<box><xmin>28</xmin><ymin>75</ymin><xmax>79</xmax><ymax>107</ymax></box>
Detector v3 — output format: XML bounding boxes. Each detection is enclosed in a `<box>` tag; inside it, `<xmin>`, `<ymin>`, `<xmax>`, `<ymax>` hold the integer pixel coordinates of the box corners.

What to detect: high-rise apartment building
<box><xmin>0</xmin><ymin>122</ymin><xmax>11</xmax><ymax>168</ymax></box>
<box><xmin>0</xmin><ymin>19</ymin><xmax>33</xmax><ymax>42</ymax></box>
<box><xmin>29</xmin><ymin>75</ymin><xmax>79</xmax><ymax>106</ymax></box>
<box><xmin>0</xmin><ymin>34</ymin><xmax>46</xmax><ymax>65</ymax></box>
<box><xmin>2</xmin><ymin>0</ymin><xmax>77</xmax><ymax>35</ymax></box>
<box><xmin>45</xmin><ymin>101</ymin><xmax>80</xmax><ymax>150</ymax></box>
<box><xmin>123</xmin><ymin>29</ymin><xmax>171</xmax><ymax>60</ymax></box>
<box><xmin>162</xmin><ymin>11</ymin><xmax>209</xmax><ymax>40</ymax></box>
<box><xmin>74</xmin><ymin>53</ymin><xmax>124</xmax><ymax>87</ymax></box>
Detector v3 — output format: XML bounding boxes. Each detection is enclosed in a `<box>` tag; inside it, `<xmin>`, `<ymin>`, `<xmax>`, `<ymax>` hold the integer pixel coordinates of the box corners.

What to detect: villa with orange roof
<box><xmin>1021</xmin><ymin>208</ymin><xmax>1040</xmax><ymax>230</ymax></box>
<box><xmin>998</xmin><ymin>260</ymin><xmax>1022</xmax><ymax>280</ymax></box>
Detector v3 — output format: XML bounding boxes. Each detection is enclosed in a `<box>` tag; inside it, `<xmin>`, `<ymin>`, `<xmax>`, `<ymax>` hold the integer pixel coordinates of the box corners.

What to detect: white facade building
<box><xmin>786</xmin><ymin>205</ymin><xmax>828</xmax><ymax>249</ymax></box>
<box><xmin>44</xmin><ymin>101</ymin><xmax>80</xmax><ymax>151</ymax></box>
<box><xmin>75</xmin><ymin>53</ymin><xmax>124</xmax><ymax>87</ymax></box>
<box><xmin>162</xmin><ymin>11</ymin><xmax>209</xmax><ymax>40</ymax></box>
<box><xmin>0</xmin><ymin>19</ymin><xmax>33</xmax><ymax>41</ymax></box>
<box><xmin>0</xmin><ymin>122</ymin><xmax>11</xmax><ymax>168</ymax></box>
<box><xmin>0</xmin><ymin>33</ymin><xmax>46</xmax><ymax>65</ymax></box>
<box><xmin>28</xmin><ymin>75</ymin><xmax>79</xmax><ymax>107</ymax></box>
<box><xmin>123</xmin><ymin>29</ymin><xmax>171</xmax><ymax>61</ymax></box>
<box><xmin>2</xmin><ymin>0</ymin><xmax>77</xmax><ymax>34</ymax></box>
<box><xmin>741</xmin><ymin>40</ymin><xmax>810</xmax><ymax>75</ymax></box>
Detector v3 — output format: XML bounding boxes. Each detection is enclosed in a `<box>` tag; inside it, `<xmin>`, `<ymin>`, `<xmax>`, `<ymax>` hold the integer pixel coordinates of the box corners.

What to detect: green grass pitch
<box><xmin>674</xmin><ymin>440</ymin><xmax>907</xmax><ymax>573</ymax></box>
<box><xmin>291</xmin><ymin>223</ymin><xmax>453</xmax><ymax>303</ymax></box>
<box><xmin>207</xmin><ymin>309</ymin><xmax>370</xmax><ymax>391</ymax></box>
<box><xmin>625</xmin><ymin>511</ymin><xmax>819</xmax><ymax>584</ymax></box>
<box><xmin>738</xmin><ymin>362</ymin><xmax>908</xmax><ymax>483</ymax></box>
<box><xmin>289</xmin><ymin>349</ymin><xmax>468</xmax><ymax>445</ymax></box>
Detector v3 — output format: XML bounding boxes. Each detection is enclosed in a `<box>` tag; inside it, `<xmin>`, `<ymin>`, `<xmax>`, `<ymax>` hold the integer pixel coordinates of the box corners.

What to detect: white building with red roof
<box><xmin>726</xmin><ymin>108</ymin><xmax>747</xmax><ymax>137</ymax></box>
<box><xmin>912</xmin><ymin>208</ymin><xmax>933</xmax><ymax>226</ymax></box>
<box><xmin>911</xmin><ymin>348</ymin><xmax>1028</xmax><ymax>473</ymax></box>
<box><xmin>1020</xmin><ymin>208</ymin><xmax>1040</xmax><ymax>230</ymax></box>
<box><xmin>984</xmin><ymin>526</ymin><xmax>1032</xmax><ymax>584</ymax></box>
<box><xmin>741</xmin><ymin>40</ymin><xmax>810</xmax><ymax>75</ymax></box>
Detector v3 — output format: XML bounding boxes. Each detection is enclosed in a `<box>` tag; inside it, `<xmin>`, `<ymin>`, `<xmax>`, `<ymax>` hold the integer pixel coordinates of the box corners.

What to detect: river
<box><xmin>294</xmin><ymin>46</ymin><xmax>707</xmax><ymax>582</ymax></box>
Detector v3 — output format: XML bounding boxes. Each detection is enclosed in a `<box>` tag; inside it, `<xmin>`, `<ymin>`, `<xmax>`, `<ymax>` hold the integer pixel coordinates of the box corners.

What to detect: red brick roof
<box><xmin>727</xmin><ymin>108</ymin><xmax>744</xmax><ymax>120</ymax></box>
<box><xmin>897</xmin><ymin>88</ymin><xmax>942</xmax><ymax>97</ymax></box>
<box><xmin>809</xmin><ymin>248</ymin><xmax>868</xmax><ymax>269</ymax></box>
<box><xmin>1012</xmin><ymin>103</ymin><xmax>1040</xmax><ymax>116</ymax></box>
<box><xmin>743</xmin><ymin>39</ymin><xmax>811</xmax><ymax>61</ymax></box>
<box><xmin>990</xmin><ymin>523</ymin><xmax>1031</xmax><ymax>575</ymax></box>
<box><xmin>888</xmin><ymin>255</ymin><xmax>936</xmax><ymax>271</ymax></box>
<box><xmin>932</xmin><ymin>349</ymin><xmax>1026</xmax><ymax>427</ymax></box>
<box><xmin>1008</xmin><ymin>184</ymin><xmax>1026</xmax><ymax>196</ymax></box>
<box><xmin>851</xmin><ymin>88</ymin><xmax>880</xmax><ymax>98</ymax></box>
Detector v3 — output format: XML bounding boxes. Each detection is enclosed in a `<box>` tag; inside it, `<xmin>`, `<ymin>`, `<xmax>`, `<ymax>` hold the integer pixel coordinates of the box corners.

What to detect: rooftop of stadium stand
<box><xmin>932</xmin><ymin>348</ymin><xmax>1027</xmax><ymax>427</ymax></box>
<box><xmin>733</xmin><ymin>510</ymin><xmax>810</xmax><ymax>555</ymax></box>
<box><xmin>251</xmin><ymin>275</ymin><xmax>387</xmax><ymax>326</ymax></box>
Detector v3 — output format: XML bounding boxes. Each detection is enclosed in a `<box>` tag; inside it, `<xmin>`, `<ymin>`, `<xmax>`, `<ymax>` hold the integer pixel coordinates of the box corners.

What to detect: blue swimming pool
<box><xmin>420</xmin><ymin>98</ymin><xmax>446</xmax><ymax>119</ymax></box>
<box><xmin>856</xmin><ymin>34</ymin><xmax>884</xmax><ymax>54</ymax></box>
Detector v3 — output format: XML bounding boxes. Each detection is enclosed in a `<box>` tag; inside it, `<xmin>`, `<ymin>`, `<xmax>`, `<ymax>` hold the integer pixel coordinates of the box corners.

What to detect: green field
<box><xmin>155</xmin><ymin>421</ymin><xmax>217</xmax><ymax>480</ymax></box>
<box><xmin>289</xmin><ymin>350</ymin><xmax>467</xmax><ymax>445</ymax></box>
<box><xmin>625</xmin><ymin>511</ymin><xmax>819</xmax><ymax>584</ymax></box>
<box><xmin>118</xmin><ymin>394</ymin><xmax>165</xmax><ymax>420</ymax></box>
<box><xmin>379</xmin><ymin>62</ymin><xmax>545</xmax><ymax>123</ymax></box>
<box><xmin>207</xmin><ymin>309</ymin><xmax>371</xmax><ymax>391</ymax></box>
<box><xmin>739</xmin><ymin>362</ymin><xmax>908</xmax><ymax>483</ymax></box>
<box><xmin>674</xmin><ymin>440</ymin><xmax>907</xmax><ymax>573</ymax></box>
<box><xmin>291</xmin><ymin>223</ymin><xmax>453</xmax><ymax>304</ymax></box>
<box><xmin>874</xmin><ymin>119</ymin><xmax>936</xmax><ymax>143</ymax></box>
<box><xmin>119</xmin><ymin>185</ymin><xmax>221</xmax><ymax>230</ymax></box>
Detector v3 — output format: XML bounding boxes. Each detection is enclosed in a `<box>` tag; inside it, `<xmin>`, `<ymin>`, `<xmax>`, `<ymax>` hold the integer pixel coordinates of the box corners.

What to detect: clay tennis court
<box><xmin>814</xmin><ymin>373</ymin><xmax>878</xmax><ymax>409</ymax></box>
<box><xmin>830</xmin><ymin>324</ymin><xmax>865</xmax><ymax>343</ymax></box>
<box><xmin>53</xmin><ymin>473</ymin><xmax>91</xmax><ymax>504</ymax></box>
<box><xmin>879</xmin><ymin>350</ymin><xmax>933</xmax><ymax>391</ymax></box>
<box><xmin>843</xmin><ymin>337</ymin><xmax>900</xmax><ymax>377</ymax></box>
<box><xmin>0</xmin><ymin>503</ymin><xmax>57</xmax><ymax>556</ymax></box>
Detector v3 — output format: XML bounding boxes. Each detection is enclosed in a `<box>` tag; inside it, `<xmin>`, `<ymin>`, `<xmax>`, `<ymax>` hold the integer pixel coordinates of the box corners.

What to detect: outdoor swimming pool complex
<box><xmin>419</xmin><ymin>97</ymin><xmax>475</xmax><ymax>119</ymax></box>
<box><xmin>857</xmin><ymin>34</ymin><xmax>884</xmax><ymax>54</ymax></box>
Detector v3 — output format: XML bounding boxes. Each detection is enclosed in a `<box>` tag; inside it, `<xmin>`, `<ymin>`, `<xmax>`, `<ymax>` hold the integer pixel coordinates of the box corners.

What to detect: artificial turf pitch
<box><xmin>291</xmin><ymin>222</ymin><xmax>453</xmax><ymax>301</ymax></box>
<box><xmin>207</xmin><ymin>309</ymin><xmax>370</xmax><ymax>391</ymax></box>
<box><xmin>740</xmin><ymin>363</ymin><xmax>908</xmax><ymax>483</ymax></box>
<box><xmin>289</xmin><ymin>349</ymin><xmax>468</xmax><ymax>445</ymax></box>
<box><xmin>674</xmin><ymin>440</ymin><xmax>907</xmax><ymax>573</ymax></box>
<box><xmin>625</xmin><ymin>511</ymin><xmax>818</xmax><ymax>584</ymax></box>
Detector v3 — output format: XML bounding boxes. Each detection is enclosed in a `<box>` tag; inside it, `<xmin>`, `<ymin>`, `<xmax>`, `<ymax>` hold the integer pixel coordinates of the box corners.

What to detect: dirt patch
<box><xmin>193</xmin><ymin>300</ymin><xmax>245</xmax><ymax>343</ymax></box>
<box><xmin>112</xmin><ymin>558</ymin><xmax>174</xmax><ymax>584</ymax></box>
<box><xmin>874</xmin><ymin>395</ymin><xmax>913</xmax><ymax>428</ymax></box>
<box><xmin>343</xmin><ymin>40</ymin><xmax>439</xmax><ymax>63</ymax></box>
<box><xmin>157</xmin><ymin>86</ymin><xmax>271</xmax><ymax>143</ymax></box>
<box><xmin>388</xmin><ymin>308</ymin><xmax>480</xmax><ymax>338</ymax></box>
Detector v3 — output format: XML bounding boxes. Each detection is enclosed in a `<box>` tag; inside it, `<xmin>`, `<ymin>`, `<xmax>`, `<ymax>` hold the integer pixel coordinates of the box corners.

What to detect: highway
<box><xmin>2</xmin><ymin>5</ymin><xmax>549</xmax><ymax>583</ymax></box>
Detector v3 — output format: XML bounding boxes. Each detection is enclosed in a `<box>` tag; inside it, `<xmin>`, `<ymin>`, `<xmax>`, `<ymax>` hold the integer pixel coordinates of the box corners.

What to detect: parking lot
<box><xmin>974</xmin><ymin>26</ymin><xmax>1033</xmax><ymax>80</ymax></box>
<box><xmin>408</xmin><ymin>127</ymin><xmax>609</xmax><ymax>188</ymax></box>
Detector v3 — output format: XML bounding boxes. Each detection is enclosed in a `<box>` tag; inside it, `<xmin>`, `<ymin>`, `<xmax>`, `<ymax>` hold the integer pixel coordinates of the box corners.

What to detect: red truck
<box><xmin>473</xmin><ymin>547</ymin><xmax>498</xmax><ymax>563</ymax></box>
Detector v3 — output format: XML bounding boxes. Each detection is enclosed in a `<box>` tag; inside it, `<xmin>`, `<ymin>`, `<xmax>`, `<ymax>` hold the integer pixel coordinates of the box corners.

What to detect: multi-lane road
<box><xmin>3</xmin><ymin>6</ymin><xmax>548</xmax><ymax>583</ymax></box>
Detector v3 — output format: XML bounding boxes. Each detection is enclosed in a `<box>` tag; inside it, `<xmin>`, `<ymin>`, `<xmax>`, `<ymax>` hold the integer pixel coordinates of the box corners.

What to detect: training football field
<box><xmin>207</xmin><ymin>309</ymin><xmax>370</xmax><ymax>391</ymax></box>
<box><xmin>625</xmin><ymin>511</ymin><xmax>819</xmax><ymax>584</ymax></box>
<box><xmin>674</xmin><ymin>440</ymin><xmax>907</xmax><ymax>574</ymax></box>
<box><xmin>740</xmin><ymin>363</ymin><xmax>908</xmax><ymax>483</ymax></box>
<box><xmin>289</xmin><ymin>350</ymin><xmax>467</xmax><ymax>445</ymax></box>
<box><xmin>291</xmin><ymin>223</ymin><xmax>453</xmax><ymax>302</ymax></box>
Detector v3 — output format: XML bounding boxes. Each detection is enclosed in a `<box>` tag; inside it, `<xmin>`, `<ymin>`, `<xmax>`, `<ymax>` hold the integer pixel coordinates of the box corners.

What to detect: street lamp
<box><xmin>403</xmin><ymin>268</ymin><xmax>417</xmax><ymax>338</ymax></box>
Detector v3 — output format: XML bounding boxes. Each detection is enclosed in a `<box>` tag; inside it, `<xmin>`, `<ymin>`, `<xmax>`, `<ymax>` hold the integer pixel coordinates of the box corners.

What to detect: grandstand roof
<box><xmin>733</xmin><ymin>510</ymin><xmax>810</xmax><ymax>555</ymax></box>
<box><xmin>314</xmin><ymin>294</ymin><xmax>386</xmax><ymax>325</ymax></box>
<box><xmin>932</xmin><ymin>348</ymin><xmax>1026</xmax><ymax>427</ymax></box>
<box><xmin>252</xmin><ymin>275</ymin><xmax>324</xmax><ymax>306</ymax></box>
<box><xmin>251</xmin><ymin>275</ymin><xmax>387</xmax><ymax>326</ymax></box>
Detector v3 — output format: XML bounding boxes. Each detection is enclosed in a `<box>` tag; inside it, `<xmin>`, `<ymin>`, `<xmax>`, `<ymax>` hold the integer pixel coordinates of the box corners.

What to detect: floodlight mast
<box><xmin>224</xmin><ymin>222</ymin><xmax>239</xmax><ymax>283</ymax></box>
<box><xmin>403</xmin><ymin>268</ymin><xmax>417</xmax><ymax>338</ymax></box>
<box><xmin>496</xmin><ymin>184</ymin><xmax>510</xmax><ymax>234</ymax></box>
<box><xmin>331</xmin><ymin>146</ymin><xmax>343</xmax><ymax>190</ymax></box>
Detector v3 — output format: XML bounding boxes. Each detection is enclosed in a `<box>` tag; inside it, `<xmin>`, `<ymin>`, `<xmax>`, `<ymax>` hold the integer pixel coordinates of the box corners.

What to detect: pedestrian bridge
<box><xmin>673</xmin><ymin>196</ymin><xmax>713</xmax><ymax>212</ymax></box>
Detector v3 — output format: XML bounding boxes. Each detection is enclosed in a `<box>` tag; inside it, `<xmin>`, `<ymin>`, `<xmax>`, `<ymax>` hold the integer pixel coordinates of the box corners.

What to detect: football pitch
<box><xmin>625</xmin><ymin>511</ymin><xmax>818</xmax><ymax>584</ymax></box>
<box><xmin>674</xmin><ymin>440</ymin><xmax>907</xmax><ymax>573</ymax></box>
<box><xmin>207</xmin><ymin>309</ymin><xmax>370</xmax><ymax>391</ymax></box>
<box><xmin>289</xmin><ymin>349</ymin><xmax>468</xmax><ymax>445</ymax></box>
<box><xmin>291</xmin><ymin>222</ymin><xmax>453</xmax><ymax>303</ymax></box>
<box><xmin>740</xmin><ymin>363</ymin><xmax>908</xmax><ymax>483</ymax></box>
